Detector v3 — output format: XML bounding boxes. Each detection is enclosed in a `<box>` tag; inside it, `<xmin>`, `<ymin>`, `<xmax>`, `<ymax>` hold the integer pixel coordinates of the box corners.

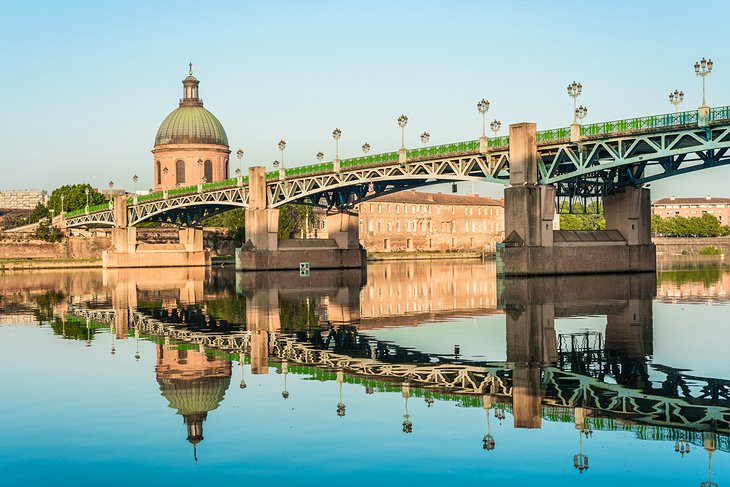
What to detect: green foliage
<box><xmin>202</xmin><ymin>208</ymin><xmax>245</xmax><ymax>245</ymax></box>
<box><xmin>278</xmin><ymin>205</ymin><xmax>315</xmax><ymax>239</ymax></box>
<box><xmin>558</xmin><ymin>201</ymin><xmax>605</xmax><ymax>230</ymax></box>
<box><xmin>653</xmin><ymin>213</ymin><xmax>730</xmax><ymax>237</ymax></box>
<box><xmin>279</xmin><ymin>297</ymin><xmax>320</xmax><ymax>331</ymax></box>
<box><xmin>34</xmin><ymin>220</ymin><xmax>63</xmax><ymax>242</ymax></box>
<box><xmin>698</xmin><ymin>246</ymin><xmax>723</xmax><ymax>255</ymax></box>
<box><xmin>48</xmin><ymin>184</ymin><xmax>107</xmax><ymax>214</ymax></box>
<box><xmin>1</xmin><ymin>202</ymin><xmax>50</xmax><ymax>230</ymax></box>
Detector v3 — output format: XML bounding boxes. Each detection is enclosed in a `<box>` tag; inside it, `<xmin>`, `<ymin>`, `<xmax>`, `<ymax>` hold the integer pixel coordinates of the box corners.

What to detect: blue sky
<box><xmin>2</xmin><ymin>0</ymin><xmax>729</xmax><ymax>198</ymax></box>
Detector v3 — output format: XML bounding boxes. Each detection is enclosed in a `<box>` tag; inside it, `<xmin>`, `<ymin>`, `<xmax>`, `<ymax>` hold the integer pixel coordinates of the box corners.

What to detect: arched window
<box><xmin>224</xmin><ymin>158</ymin><xmax>229</xmax><ymax>178</ymax></box>
<box><xmin>204</xmin><ymin>160</ymin><xmax>213</xmax><ymax>183</ymax></box>
<box><xmin>156</xmin><ymin>161</ymin><xmax>161</xmax><ymax>185</ymax></box>
<box><xmin>175</xmin><ymin>160</ymin><xmax>185</xmax><ymax>185</ymax></box>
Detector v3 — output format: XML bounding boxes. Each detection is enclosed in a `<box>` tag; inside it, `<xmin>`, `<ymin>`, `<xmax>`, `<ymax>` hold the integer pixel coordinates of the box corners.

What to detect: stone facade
<box><xmin>652</xmin><ymin>196</ymin><xmax>730</xmax><ymax>224</ymax></box>
<box><xmin>347</xmin><ymin>190</ymin><xmax>504</xmax><ymax>252</ymax></box>
<box><xmin>0</xmin><ymin>190</ymin><xmax>47</xmax><ymax>210</ymax></box>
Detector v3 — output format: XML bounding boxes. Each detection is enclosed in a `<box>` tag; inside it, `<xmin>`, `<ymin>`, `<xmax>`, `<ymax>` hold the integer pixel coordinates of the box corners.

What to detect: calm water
<box><xmin>1</xmin><ymin>259</ymin><xmax>728</xmax><ymax>486</ymax></box>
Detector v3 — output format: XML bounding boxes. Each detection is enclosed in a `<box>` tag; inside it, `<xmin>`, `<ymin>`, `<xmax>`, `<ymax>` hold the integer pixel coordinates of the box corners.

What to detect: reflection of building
<box><xmin>357</xmin><ymin>191</ymin><xmax>504</xmax><ymax>252</ymax></box>
<box><xmin>153</xmin><ymin>65</ymin><xmax>230</xmax><ymax>191</ymax></box>
<box><xmin>652</xmin><ymin>196</ymin><xmax>730</xmax><ymax>223</ymax></box>
<box><xmin>155</xmin><ymin>344</ymin><xmax>231</xmax><ymax>460</ymax></box>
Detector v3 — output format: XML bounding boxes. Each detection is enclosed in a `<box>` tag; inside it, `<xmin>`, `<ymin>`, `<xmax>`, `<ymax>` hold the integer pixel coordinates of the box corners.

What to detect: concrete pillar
<box><xmin>605</xmin><ymin>298</ymin><xmax>653</xmax><ymax>359</ymax></box>
<box><xmin>179</xmin><ymin>228</ymin><xmax>204</xmax><ymax>251</ymax></box>
<box><xmin>113</xmin><ymin>195</ymin><xmax>128</xmax><ymax>228</ymax></box>
<box><xmin>503</xmin><ymin>123</ymin><xmax>555</xmax><ymax>247</ymax></box>
<box><xmin>603</xmin><ymin>186</ymin><xmax>651</xmax><ymax>246</ymax></box>
<box><xmin>111</xmin><ymin>227</ymin><xmax>137</xmax><ymax>253</ymax></box>
<box><xmin>326</xmin><ymin>210</ymin><xmax>360</xmax><ymax>250</ymax></box>
<box><xmin>245</xmin><ymin>166</ymin><xmax>279</xmax><ymax>250</ymax></box>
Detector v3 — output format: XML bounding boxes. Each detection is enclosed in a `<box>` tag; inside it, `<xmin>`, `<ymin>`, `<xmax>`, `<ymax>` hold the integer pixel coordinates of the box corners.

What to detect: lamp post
<box><xmin>281</xmin><ymin>360</ymin><xmax>290</xmax><ymax>399</ymax></box>
<box><xmin>60</xmin><ymin>194</ymin><xmax>64</xmax><ymax>214</ymax></box>
<box><xmin>477</xmin><ymin>98</ymin><xmax>490</xmax><ymax>137</ymax></box>
<box><xmin>162</xmin><ymin>167</ymin><xmax>169</xmax><ymax>193</ymax></box>
<box><xmin>701</xmin><ymin>432</ymin><xmax>717</xmax><ymax>487</ymax></box>
<box><xmin>239</xmin><ymin>352</ymin><xmax>247</xmax><ymax>389</ymax></box>
<box><xmin>236</xmin><ymin>148</ymin><xmax>244</xmax><ymax>174</ymax></box>
<box><xmin>397</xmin><ymin>114</ymin><xmax>408</xmax><ymax>149</ymax></box>
<box><xmin>197</xmin><ymin>159</ymin><xmax>203</xmax><ymax>183</ymax></box>
<box><xmin>278</xmin><ymin>139</ymin><xmax>286</xmax><ymax>178</ymax></box>
<box><xmin>132</xmin><ymin>175</ymin><xmax>139</xmax><ymax>193</ymax></box>
<box><xmin>669</xmin><ymin>90</ymin><xmax>684</xmax><ymax>113</ymax></box>
<box><xmin>332</xmin><ymin>128</ymin><xmax>342</xmax><ymax>160</ymax></box>
<box><xmin>694</xmin><ymin>57</ymin><xmax>714</xmax><ymax>108</ymax></box>
<box><xmin>134</xmin><ymin>327</ymin><xmax>140</xmax><ymax>361</ymax></box>
<box><xmin>84</xmin><ymin>187</ymin><xmax>90</xmax><ymax>212</ymax></box>
<box><xmin>567</xmin><ymin>81</ymin><xmax>583</xmax><ymax>123</ymax></box>
<box><xmin>575</xmin><ymin>105</ymin><xmax>588</xmax><ymax>123</ymax></box>
<box><xmin>420</xmin><ymin>132</ymin><xmax>430</xmax><ymax>145</ymax></box>
<box><xmin>362</xmin><ymin>143</ymin><xmax>370</xmax><ymax>154</ymax></box>
<box><xmin>108</xmin><ymin>180</ymin><xmax>114</xmax><ymax>190</ymax></box>
<box><xmin>490</xmin><ymin>119</ymin><xmax>501</xmax><ymax>139</ymax></box>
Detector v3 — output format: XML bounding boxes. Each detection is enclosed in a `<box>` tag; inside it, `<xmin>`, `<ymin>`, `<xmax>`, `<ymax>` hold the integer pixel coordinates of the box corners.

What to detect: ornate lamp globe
<box><xmin>316</xmin><ymin>151</ymin><xmax>324</xmax><ymax>162</ymax></box>
<box><xmin>420</xmin><ymin>132</ymin><xmax>430</xmax><ymax>145</ymax></box>
<box><xmin>362</xmin><ymin>143</ymin><xmax>371</xmax><ymax>154</ymax></box>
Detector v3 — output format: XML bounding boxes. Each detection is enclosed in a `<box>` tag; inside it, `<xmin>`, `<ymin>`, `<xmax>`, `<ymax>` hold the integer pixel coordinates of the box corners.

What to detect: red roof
<box><xmin>366</xmin><ymin>190</ymin><xmax>502</xmax><ymax>207</ymax></box>
<box><xmin>653</xmin><ymin>197</ymin><xmax>730</xmax><ymax>205</ymax></box>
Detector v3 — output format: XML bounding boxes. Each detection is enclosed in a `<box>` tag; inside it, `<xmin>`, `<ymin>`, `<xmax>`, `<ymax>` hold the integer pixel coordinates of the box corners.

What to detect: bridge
<box><xmin>59</xmin><ymin>105</ymin><xmax>730</xmax><ymax>273</ymax></box>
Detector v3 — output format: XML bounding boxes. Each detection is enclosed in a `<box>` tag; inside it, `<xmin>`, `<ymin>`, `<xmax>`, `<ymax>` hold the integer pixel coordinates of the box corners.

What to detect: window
<box><xmin>412</xmin><ymin>205</ymin><xmax>416</xmax><ymax>213</ymax></box>
<box><xmin>396</xmin><ymin>205</ymin><xmax>400</xmax><ymax>214</ymax></box>
<box><xmin>407</xmin><ymin>221</ymin><xmax>411</xmax><ymax>231</ymax></box>
<box><xmin>370</xmin><ymin>204</ymin><xmax>374</xmax><ymax>213</ymax></box>
<box><xmin>156</xmin><ymin>161</ymin><xmax>162</xmax><ymax>185</ymax></box>
<box><xmin>176</xmin><ymin>160</ymin><xmax>186</xmax><ymax>185</ymax></box>
<box><xmin>378</xmin><ymin>204</ymin><xmax>382</xmax><ymax>214</ymax></box>
<box><xmin>204</xmin><ymin>160</ymin><xmax>213</xmax><ymax>183</ymax></box>
<box><xmin>396</xmin><ymin>221</ymin><xmax>401</xmax><ymax>232</ymax></box>
<box><xmin>224</xmin><ymin>158</ymin><xmax>229</xmax><ymax>178</ymax></box>
<box><xmin>368</xmin><ymin>220</ymin><xmax>373</xmax><ymax>232</ymax></box>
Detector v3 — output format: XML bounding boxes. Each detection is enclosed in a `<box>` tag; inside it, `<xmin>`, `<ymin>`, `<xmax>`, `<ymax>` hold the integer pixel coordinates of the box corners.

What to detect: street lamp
<box><xmin>567</xmin><ymin>81</ymin><xmax>583</xmax><ymax>123</ymax></box>
<box><xmin>490</xmin><ymin>119</ymin><xmax>501</xmax><ymax>137</ymax></box>
<box><xmin>694</xmin><ymin>57</ymin><xmax>713</xmax><ymax>107</ymax></box>
<box><xmin>477</xmin><ymin>98</ymin><xmax>490</xmax><ymax>137</ymax></box>
<box><xmin>132</xmin><ymin>175</ymin><xmax>139</xmax><ymax>193</ymax></box>
<box><xmin>332</xmin><ymin>128</ymin><xmax>342</xmax><ymax>160</ymax></box>
<box><xmin>669</xmin><ymin>90</ymin><xmax>684</xmax><ymax>113</ymax></box>
<box><xmin>420</xmin><ymin>132</ymin><xmax>430</xmax><ymax>145</ymax></box>
<box><xmin>316</xmin><ymin>151</ymin><xmax>324</xmax><ymax>162</ymax></box>
<box><xmin>163</xmin><ymin>167</ymin><xmax>169</xmax><ymax>191</ymax></box>
<box><xmin>362</xmin><ymin>143</ymin><xmax>370</xmax><ymax>154</ymax></box>
<box><xmin>84</xmin><ymin>187</ymin><xmax>90</xmax><ymax>211</ymax></box>
<box><xmin>108</xmin><ymin>180</ymin><xmax>114</xmax><ymax>190</ymax></box>
<box><xmin>575</xmin><ymin>105</ymin><xmax>588</xmax><ymax>123</ymax></box>
<box><xmin>278</xmin><ymin>139</ymin><xmax>286</xmax><ymax>167</ymax></box>
<box><xmin>397</xmin><ymin>114</ymin><xmax>408</xmax><ymax>149</ymax></box>
<box><xmin>236</xmin><ymin>148</ymin><xmax>244</xmax><ymax>174</ymax></box>
<box><xmin>197</xmin><ymin>159</ymin><xmax>203</xmax><ymax>183</ymax></box>
<box><xmin>60</xmin><ymin>194</ymin><xmax>64</xmax><ymax>213</ymax></box>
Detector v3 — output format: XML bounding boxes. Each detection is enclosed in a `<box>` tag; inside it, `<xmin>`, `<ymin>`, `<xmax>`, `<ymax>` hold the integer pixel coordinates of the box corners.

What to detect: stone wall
<box><xmin>653</xmin><ymin>236</ymin><xmax>730</xmax><ymax>255</ymax></box>
<box><xmin>0</xmin><ymin>237</ymin><xmax>111</xmax><ymax>260</ymax></box>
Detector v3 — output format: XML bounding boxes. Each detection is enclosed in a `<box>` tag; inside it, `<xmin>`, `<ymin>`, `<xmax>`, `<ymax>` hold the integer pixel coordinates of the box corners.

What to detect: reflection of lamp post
<box><xmin>424</xmin><ymin>397</ymin><xmax>434</xmax><ymax>407</ymax></box>
<box><xmin>401</xmin><ymin>383</ymin><xmax>412</xmax><ymax>433</ymax></box>
<box><xmin>85</xmin><ymin>318</ymin><xmax>91</xmax><ymax>347</ymax></box>
<box><xmin>134</xmin><ymin>326</ymin><xmax>140</xmax><ymax>361</ymax></box>
<box><xmin>110</xmin><ymin>324</ymin><xmax>116</xmax><ymax>356</ymax></box>
<box><xmin>701</xmin><ymin>433</ymin><xmax>717</xmax><ymax>487</ymax></box>
<box><xmin>694</xmin><ymin>57</ymin><xmax>714</xmax><ymax>108</ymax></box>
<box><xmin>573</xmin><ymin>408</ymin><xmax>590</xmax><ymax>474</ymax></box>
<box><xmin>494</xmin><ymin>406</ymin><xmax>505</xmax><ymax>423</ymax></box>
<box><xmin>336</xmin><ymin>370</ymin><xmax>346</xmax><ymax>417</ymax></box>
<box><xmin>239</xmin><ymin>352</ymin><xmax>247</xmax><ymax>389</ymax></box>
<box><xmin>281</xmin><ymin>360</ymin><xmax>290</xmax><ymax>399</ymax></box>
<box><xmin>674</xmin><ymin>434</ymin><xmax>690</xmax><ymax>457</ymax></box>
<box><xmin>482</xmin><ymin>395</ymin><xmax>495</xmax><ymax>451</ymax></box>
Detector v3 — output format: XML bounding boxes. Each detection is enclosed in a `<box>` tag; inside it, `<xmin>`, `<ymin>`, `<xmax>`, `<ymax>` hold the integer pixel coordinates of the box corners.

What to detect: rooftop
<box><xmin>367</xmin><ymin>190</ymin><xmax>503</xmax><ymax>207</ymax></box>
<box><xmin>653</xmin><ymin>197</ymin><xmax>730</xmax><ymax>205</ymax></box>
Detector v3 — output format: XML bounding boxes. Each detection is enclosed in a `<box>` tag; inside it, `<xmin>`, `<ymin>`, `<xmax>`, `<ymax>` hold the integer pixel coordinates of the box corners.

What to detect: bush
<box><xmin>34</xmin><ymin>221</ymin><xmax>63</xmax><ymax>242</ymax></box>
<box><xmin>698</xmin><ymin>246</ymin><xmax>723</xmax><ymax>255</ymax></box>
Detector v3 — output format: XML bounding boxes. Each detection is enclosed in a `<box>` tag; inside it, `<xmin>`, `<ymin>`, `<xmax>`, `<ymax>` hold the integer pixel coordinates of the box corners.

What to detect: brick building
<box><xmin>0</xmin><ymin>190</ymin><xmax>47</xmax><ymax>210</ymax></box>
<box><xmin>310</xmin><ymin>190</ymin><xmax>504</xmax><ymax>252</ymax></box>
<box><xmin>652</xmin><ymin>196</ymin><xmax>730</xmax><ymax>224</ymax></box>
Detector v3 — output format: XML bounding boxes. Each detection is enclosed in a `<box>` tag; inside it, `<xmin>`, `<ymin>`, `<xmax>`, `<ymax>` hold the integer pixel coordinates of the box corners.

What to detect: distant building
<box><xmin>312</xmin><ymin>190</ymin><xmax>504</xmax><ymax>252</ymax></box>
<box><xmin>0</xmin><ymin>190</ymin><xmax>47</xmax><ymax>210</ymax></box>
<box><xmin>652</xmin><ymin>196</ymin><xmax>730</xmax><ymax>224</ymax></box>
<box><xmin>152</xmin><ymin>65</ymin><xmax>230</xmax><ymax>191</ymax></box>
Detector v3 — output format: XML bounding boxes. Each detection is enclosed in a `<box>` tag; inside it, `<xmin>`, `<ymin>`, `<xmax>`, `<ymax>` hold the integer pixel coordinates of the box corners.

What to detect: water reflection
<box><xmin>0</xmin><ymin>262</ymin><xmax>728</xmax><ymax>484</ymax></box>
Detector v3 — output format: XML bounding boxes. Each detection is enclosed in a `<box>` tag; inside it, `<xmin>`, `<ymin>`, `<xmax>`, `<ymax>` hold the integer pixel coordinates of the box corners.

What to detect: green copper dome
<box><xmin>155</xmin><ymin>105</ymin><xmax>229</xmax><ymax>146</ymax></box>
<box><xmin>154</xmin><ymin>67</ymin><xmax>229</xmax><ymax>147</ymax></box>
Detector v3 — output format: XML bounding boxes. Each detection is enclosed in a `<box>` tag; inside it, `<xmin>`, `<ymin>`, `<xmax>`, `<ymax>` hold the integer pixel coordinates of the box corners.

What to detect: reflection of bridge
<box><xmin>59</xmin><ymin>105</ymin><xmax>730</xmax><ymax>273</ymax></box>
<box><xmin>66</xmin><ymin>269</ymin><xmax>730</xmax><ymax>438</ymax></box>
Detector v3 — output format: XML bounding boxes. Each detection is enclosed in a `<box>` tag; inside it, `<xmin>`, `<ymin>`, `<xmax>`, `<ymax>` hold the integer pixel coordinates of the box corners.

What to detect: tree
<box><xmin>558</xmin><ymin>201</ymin><xmax>605</xmax><ymax>230</ymax></box>
<box><xmin>652</xmin><ymin>213</ymin><xmax>730</xmax><ymax>237</ymax></box>
<box><xmin>202</xmin><ymin>208</ymin><xmax>246</xmax><ymax>245</ymax></box>
<box><xmin>47</xmin><ymin>184</ymin><xmax>106</xmax><ymax>214</ymax></box>
<box><xmin>278</xmin><ymin>204</ymin><xmax>315</xmax><ymax>239</ymax></box>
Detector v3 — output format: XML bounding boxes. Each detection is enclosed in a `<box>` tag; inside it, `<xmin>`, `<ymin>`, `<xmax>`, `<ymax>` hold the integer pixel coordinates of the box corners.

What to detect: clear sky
<box><xmin>2</xmin><ymin>0</ymin><xmax>729</xmax><ymax>199</ymax></box>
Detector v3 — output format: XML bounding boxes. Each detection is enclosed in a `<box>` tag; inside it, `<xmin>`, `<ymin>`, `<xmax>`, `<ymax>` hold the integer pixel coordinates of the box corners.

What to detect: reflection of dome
<box><xmin>155</xmin><ymin>106</ymin><xmax>228</xmax><ymax>146</ymax></box>
<box><xmin>158</xmin><ymin>376</ymin><xmax>231</xmax><ymax>416</ymax></box>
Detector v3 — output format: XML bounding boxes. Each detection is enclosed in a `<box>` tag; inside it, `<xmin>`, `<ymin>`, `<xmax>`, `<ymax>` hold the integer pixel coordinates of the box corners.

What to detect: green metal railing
<box><xmin>581</xmin><ymin>108</ymin><xmax>698</xmax><ymax>136</ymax></box>
<box><xmin>711</xmin><ymin>105</ymin><xmax>730</xmax><ymax>121</ymax></box>
<box><xmin>406</xmin><ymin>140</ymin><xmax>479</xmax><ymax>159</ymax></box>
<box><xmin>536</xmin><ymin>127</ymin><xmax>570</xmax><ymax>142</ymax></box>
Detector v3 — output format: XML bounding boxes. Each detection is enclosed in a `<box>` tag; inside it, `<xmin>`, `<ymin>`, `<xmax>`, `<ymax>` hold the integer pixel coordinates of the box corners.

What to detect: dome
<box><xmin>158</xmin><ymin>375</ymin><xmax>231</xmax><ymax>416</ymax></box>
<box><xmin>154</xmin><ymin>105</ymin><xmax>229</xmax><ymax>146</ymax></box>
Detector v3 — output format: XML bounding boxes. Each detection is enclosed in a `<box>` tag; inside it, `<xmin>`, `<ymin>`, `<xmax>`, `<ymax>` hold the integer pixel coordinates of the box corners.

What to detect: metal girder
<box><xmin>127</xmin><ymin>186</ymin><xmax>248</xmax><ymax>226</ymax></box>
<box><xmin>64</xmin><ymin>208</ymin><xmax>114</xmax><ymax>228</ymax></box>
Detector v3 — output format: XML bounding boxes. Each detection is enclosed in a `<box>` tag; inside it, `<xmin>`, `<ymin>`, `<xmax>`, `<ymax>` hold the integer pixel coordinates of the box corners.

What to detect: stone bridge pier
<box><xmin>236</xmin><ymin>166</ymin><xmax>366</xmax><ymax>271</ymax></box>
<box><xmin>498</xmin><ymin>123</ymin><xmax>656</xmax><ymax>276</ymax></box>
<box><xmin>103</xmin><ymin>196</ymin><xmax>210</xmax><ymax>268</ymax></box>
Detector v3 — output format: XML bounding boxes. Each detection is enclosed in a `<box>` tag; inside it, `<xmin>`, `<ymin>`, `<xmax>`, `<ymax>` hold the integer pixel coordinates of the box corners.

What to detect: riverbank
<box><xmin>0</xmin><ymin>258</ymin><xmax>102</xmax><ymax>271</ymax></box>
